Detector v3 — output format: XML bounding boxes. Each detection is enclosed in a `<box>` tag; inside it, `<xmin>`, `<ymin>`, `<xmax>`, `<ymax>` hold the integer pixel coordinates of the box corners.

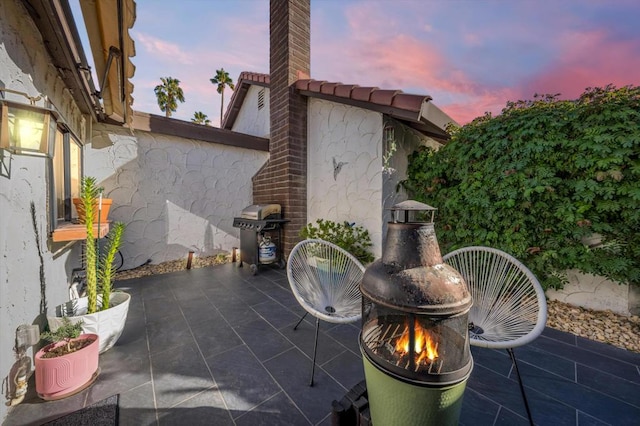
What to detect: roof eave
<box><xmin>23</xmin><ymin>0</ymin><xmax>100</xmax><ymax>121</ymax></box>
<box><xmin>80</xmin><ymin>0</ymin><xmax>136</xmax><ymax>127</ymax></box>
<box><xmin>298</xmin><ymin>89</ymin><xmax>451</xmax><ymax>142</ymax></box>
<box><xmin>131</xmin><ymin>111</ymin><xmax>269</xmax><ymax>152</ymax></box>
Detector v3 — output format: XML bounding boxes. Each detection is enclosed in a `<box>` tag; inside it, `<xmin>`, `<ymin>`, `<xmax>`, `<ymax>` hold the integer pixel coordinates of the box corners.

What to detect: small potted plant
<box><xmin>299</xmin><ymin>219</ymin><xmax>374</xmax><ymax>265</ymax></box>
<box><xmin>48</xmin><ymin>176</ymin><xmax>130</xmax><ymax>353</ymax></box>
<box><xmin>35</xmin><ymin>318</ymin><xmax>99</xmax><ymax>400</ymax></box>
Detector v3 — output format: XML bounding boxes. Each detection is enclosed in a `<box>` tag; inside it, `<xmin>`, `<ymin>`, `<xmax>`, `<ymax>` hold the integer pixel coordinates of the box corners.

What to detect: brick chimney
<box><xmin>253</xmin><ymin>0</ymin><xmax>310</xmax><ymax>256</ymax></box>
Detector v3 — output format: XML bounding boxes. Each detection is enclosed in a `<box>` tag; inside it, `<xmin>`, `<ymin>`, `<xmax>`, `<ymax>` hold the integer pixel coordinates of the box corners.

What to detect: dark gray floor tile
<box><xmin>205</xmin><ymin>345</ymin><xmax>281</xmax><ymax>416</ymax></box>
<box><xmin>215</xmin><ymin>298</ymin><xmax>261</xmax><ymax>326</ymax></box>
<box><xmin>323</xmin><ymin>323</ymin><xmax>360</xmax><ymax>355</ymax></box>
<box><xmin>467</xmin><ymin>364</ymin><xmax>532</xmax><ymax>419</ymax></box>
<box><xmin>171</xmin><ymin>286</ymin><xmax>206</xmax><ymax>303</ymax></box>
<box><xmin>191</xmin><ymin>318</ymin><xmax>244</xmax><ymax>358</ymax></box>
<box><xmin>577</xmin><ymin>411</ymin><xmax>610</xmax><ymax>425</ymax></box>
<box><xmin>234</xmin><ymin>391</ymin><xmax>311</xmax><ymax>426</ymax></box>
<box><xmin>252</xmin><ymin>299</ymin><xmax>300</xmax><ymax>329</ymax></box>
<box><xmin>530</xmin><ymin>336</ymin><xmax>640</xmax><ymax>384</ymax></box>
<box><xmin>576</xmin><ymin>335</ymin><xmax>640</xmax><ymax>366</ymax></box>
<box><xmin>264</xmin><ymin>348</ymin><xmax>346</xmax><ymax>425</ymax></box>
<box><xmin>278</xmin><ymin>319</ymin><xmax>349</xmax><ymax>366</ymax></box>
<box><xmin>232</xmin><ymin>318</ymin><xmax>294</xmax><ymax>361</ymax></box>
<box><xmin>322</xmin><ymin>351</ymin><xmax>365</xmax><ymax>391</ymax></box>
<box><xmin>144</xmin><ymin>298</ymin><xmax>181</xmax><ymax>323</ymax></box>
<box><xmin>86</xmin><ymin>352</ymin><xmax>151</xmax><ymax>403</ymax></box>
<box><xmin>459</xmin><ymin>387</ymin><xmax>499</xmax><ymax>426</ymax></box>
<box><xmin>146</xmin><ymin>313</ymin><xmax>191</xmax><ymax>354</ymax></box>
<box><xmin>470</xmin><ymin>346</ymin><xmax>513</xmax><ymax>377</ymax></box>
<box><xmin>577</xmin><ymin>363</ymin><xmax>640</xmax><ymax>407</ymax></box>
<box><xmin>513</xmin><ymin>344</ymin><xmax>577</xmax><ymax>381</ymax></box>
<box><xmin>151</xmin><ymin>343</ymin><xmax>215</xmax><ymax>408</ymax></box>
<box><xmin>542</xmin><ymin>326</ymin><xmax>578</xmax><ymax>345</ymax></box>
<box><xmin>494</xmin><ymin>406</ymin><xmax>531</xmax><ymax>426</ymax></box>
<box><xmin>178</xmin><ymin>297</ymin><xmax>222</xmax><ymax>326</ymax></box>
<box><xmin>119</xmin><ymin>382</ymin><xmax>158</xmax><ymax>426</ymax></box>
<box><xmin>157</xmin><ymin>388</ymin><xmax>234</xmax><ymax>425</ymax></box>
<box><xmin>230</xmin><ymin>285</ymin><xmax>271</xmax><ymax>306</ymax></box>
<box><xmin>522</xmin><ymin>362</ymin><xmax>640</xmax><ymax>426</ymax></box>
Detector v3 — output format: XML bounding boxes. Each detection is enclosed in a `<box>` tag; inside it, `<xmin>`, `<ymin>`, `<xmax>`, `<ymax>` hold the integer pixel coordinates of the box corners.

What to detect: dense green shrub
<box><xmin>300</xmin><ymin>219</ymin><xmax>374</xmax><ymax>264</ymax></box>
<box><xmin>403</xmin><ymin>85</ymin><xmax>640</xmax><ymax>290</ymax></box>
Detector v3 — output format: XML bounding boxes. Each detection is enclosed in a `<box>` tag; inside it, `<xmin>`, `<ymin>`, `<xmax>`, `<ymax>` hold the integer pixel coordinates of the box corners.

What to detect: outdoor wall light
<box><xmin>0</xmin><ymin>89</ymin><xmax>56</xmax><ymax>157</ymax></box>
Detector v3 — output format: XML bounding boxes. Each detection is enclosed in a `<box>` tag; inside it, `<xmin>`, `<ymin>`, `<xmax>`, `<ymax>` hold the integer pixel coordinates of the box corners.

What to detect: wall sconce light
<box><xmin>0</xmin><ymin>89</ymin><xmax>56</xmax><ymax>157</ymax></box>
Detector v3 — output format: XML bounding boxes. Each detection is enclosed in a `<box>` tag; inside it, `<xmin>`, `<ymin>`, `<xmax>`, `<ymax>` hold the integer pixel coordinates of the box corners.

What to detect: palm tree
<box><xmin>210</xmin><ymin>68</ymin><xmax>235</xmax><ymax>125</ymax></box>
<box><xmin>192</xmin><ymin>111</ymin><xmax>211</xmax><ymax>125</ymax></box>
<box><xmin>154</xmin><ymin>77</ymin><xmax>185</xmax><ymax>117</ymax></box>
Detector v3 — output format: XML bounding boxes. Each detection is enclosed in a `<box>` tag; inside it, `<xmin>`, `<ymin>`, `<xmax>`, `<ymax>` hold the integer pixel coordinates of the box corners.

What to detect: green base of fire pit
<box><xmin>362</xmin><ymin>353</ymin><xmax>471</xmax><ymax>426</ymax></box>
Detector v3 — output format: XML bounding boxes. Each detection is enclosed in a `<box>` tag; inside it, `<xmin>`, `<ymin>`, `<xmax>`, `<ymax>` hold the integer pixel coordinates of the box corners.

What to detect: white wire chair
<box><xmin>443</xmin><ymin>246</ymin><xmax>547</xmax><ymax>426</ymax></box>
<box><xmin>287</xmin><ymin>239</ymin><xmax>365</xmax><ymax>386</ymax></box>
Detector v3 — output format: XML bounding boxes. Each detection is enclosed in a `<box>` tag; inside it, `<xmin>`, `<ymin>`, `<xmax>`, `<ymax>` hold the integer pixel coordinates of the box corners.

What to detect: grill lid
<box><xmin>240</xmin><ymin>204</ymin><xmax>281</xmax><ymax>220</ymax></box>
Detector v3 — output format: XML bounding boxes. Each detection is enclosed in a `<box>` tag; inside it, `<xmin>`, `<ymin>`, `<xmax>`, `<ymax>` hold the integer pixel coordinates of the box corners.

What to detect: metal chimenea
<box><xmin>359</xmin><ymin>200</ymin><xmax>473</xmax><ymax>426</ymax></box>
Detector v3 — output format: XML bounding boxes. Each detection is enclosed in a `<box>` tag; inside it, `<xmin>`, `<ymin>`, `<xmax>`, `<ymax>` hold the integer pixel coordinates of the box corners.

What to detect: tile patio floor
<box><xmin>5</xmin><ymin>263</ymin><xmax>640</xmax><ymax>425</ymax></box>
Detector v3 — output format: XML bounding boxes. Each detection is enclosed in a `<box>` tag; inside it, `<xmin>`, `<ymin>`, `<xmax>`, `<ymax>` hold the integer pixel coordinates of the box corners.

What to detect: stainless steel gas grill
<box><xmin>232</xmin><ymin>204</ymin><xmax>288</xmax><ymax>274</ymax></box>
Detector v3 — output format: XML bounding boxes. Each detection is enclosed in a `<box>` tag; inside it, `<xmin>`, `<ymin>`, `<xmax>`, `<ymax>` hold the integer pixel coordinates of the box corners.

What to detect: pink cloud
<box><xmin>522</xmin><ymin>29</ymin><xmax>640</xmax><ymax>100</ymax></box>
<box><xmin>134</xmin><ymin>32</ymin><xmax>195</xmax><ymax>65</ymax></box>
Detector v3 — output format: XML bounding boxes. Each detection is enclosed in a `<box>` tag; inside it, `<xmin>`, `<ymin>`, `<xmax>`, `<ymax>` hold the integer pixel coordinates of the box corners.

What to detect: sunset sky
<box><xmin>77</xmin><ymin>0</ymin><xmax>640</xmax><ymax>126</ymax></box>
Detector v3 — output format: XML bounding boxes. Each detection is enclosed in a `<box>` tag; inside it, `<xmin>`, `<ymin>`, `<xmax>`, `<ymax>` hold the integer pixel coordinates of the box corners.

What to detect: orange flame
<box><xmin>394</xmin><ymin>319</ymin><xmax>439</xmax><ymax>364</ymax></box>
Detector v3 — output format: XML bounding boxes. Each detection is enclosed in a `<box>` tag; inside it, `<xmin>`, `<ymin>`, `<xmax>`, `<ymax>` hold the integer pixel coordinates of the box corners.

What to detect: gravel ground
<box><xmin>115</xmin><ymin>256</ymin><xmax>640</xmax><ymax>354</ymax></box>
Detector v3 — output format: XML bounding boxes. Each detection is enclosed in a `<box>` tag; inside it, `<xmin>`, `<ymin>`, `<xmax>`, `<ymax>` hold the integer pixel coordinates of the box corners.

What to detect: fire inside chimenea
<box><xmin>359</xmin><ymin>200</ymin><xmax>473</xmax><ymax>426</ymax></box>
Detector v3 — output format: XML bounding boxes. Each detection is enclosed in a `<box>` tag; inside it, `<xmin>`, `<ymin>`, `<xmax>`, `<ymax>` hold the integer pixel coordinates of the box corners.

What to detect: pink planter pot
<box><xmin>35</xmin><ymin>333</ymin><xmax>99</xmax><ymax>401</ymax></box>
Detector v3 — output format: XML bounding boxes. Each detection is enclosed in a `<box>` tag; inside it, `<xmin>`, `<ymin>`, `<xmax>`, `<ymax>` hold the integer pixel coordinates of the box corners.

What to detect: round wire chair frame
<box><xmin>287</xmin><ymin>239</ymin><xmax>365</xmax><ymax>325</ymax></box>
<box><xmin>443</xmin><ymin>246</ymin><xmax>547</xmax><ymax>350</ymax></box>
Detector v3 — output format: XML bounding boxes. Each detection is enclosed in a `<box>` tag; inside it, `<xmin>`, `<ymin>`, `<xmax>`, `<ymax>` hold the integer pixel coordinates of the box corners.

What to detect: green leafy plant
<box><xmin>300</xmin><ymin>219</ymin><xmax>374</xmax><ymax>264</ymax></box>
<box><xmin>80</xmin><ymin>177</ymin><xmax>126</xmax><ymax>312</ymax></box>
<box><xmin>40</xmin><ymin>318</ymin><xmax>93</xmax><ymax>358</ymax></box>
<box><xmin>402</xmin><ymin>84</ymin><xmax>640</xmax><ymax>290</ymax></box>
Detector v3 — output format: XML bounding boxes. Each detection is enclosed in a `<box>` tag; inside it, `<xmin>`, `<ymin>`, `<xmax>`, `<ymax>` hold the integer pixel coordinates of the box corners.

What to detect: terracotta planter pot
<box><xmin>35</xmin><ymin>333</ymin><xmax>99</xmax><ymax>401</ymax></box>
<box><xmin>48</xmin><ymin>292</ymin><xmax>131</xmax><ymax>354</ymax></box>
<box><xmin>72</xmin><ymin>197</ymin><xmax>112</xmax><ymax>223</ymax></box>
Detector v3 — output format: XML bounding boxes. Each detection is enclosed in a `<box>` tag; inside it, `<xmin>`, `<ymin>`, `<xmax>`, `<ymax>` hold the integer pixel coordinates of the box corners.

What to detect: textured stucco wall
<box><xmin>85</xmin><ymin>123</ymin><xmax>269</xmax><ymax>269</ymax></box>
<box><xmin>231</xmin><ymin>86</ymin><xmax>270</xmax><ymax>138</ymax></box>
<box><xmin>306</xmin><ymin>101</ymin><xmax>439</xmax><ymax>259</ymax></box>
<box><xmin>307</xmin><ymin>99</ymin><xmax>384</xmax><ymax>257</ymax></box>
<box><xmin>546</xmin><ymin>271</ymin><xmax>635</xmax><ymax>316</ymax></box>
<box><xmin>0</xmin><ymin>1</ymin><xmax>84</xmax><ymax>419</ymax></box>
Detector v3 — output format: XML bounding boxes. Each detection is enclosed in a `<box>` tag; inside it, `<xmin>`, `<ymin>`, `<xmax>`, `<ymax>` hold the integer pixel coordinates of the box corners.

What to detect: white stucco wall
<box><xmin>307</xmin><ymin>99</ymin><xmax>384</xmax><ymax>256</ymax></box>
<box><xmin>546</xmin><ymin>271</ymin><xmax>635</xmax><ymax>316</ymax></box>
<box><xmin>0</xmin><ymin>1</ymin><xmax>85</xmax><ymax>419</ymax></box>
<box><xmin>231</xmin><ymin>85</ymin><xmax>270</xmax><ymax>138</ymax></box>
<box><xmin>85</xmin><ymin>123</ymin><xmax>269</xmax><ymax>269</ymax></box>
<box><xmin>306</xmin><ymin>99</ymin><xmax>439</xmax><ymax>259</ymax></box>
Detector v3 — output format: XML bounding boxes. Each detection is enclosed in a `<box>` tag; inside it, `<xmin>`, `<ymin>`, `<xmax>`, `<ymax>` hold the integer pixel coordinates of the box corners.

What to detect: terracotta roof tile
<box><xmin>370</xmin><ymin>89</ymin><xmax>403</xmax><ymax>106</ymax></box>
<box><xmin>307</xmin><ymin>80</ymin><xmax>327</xmax><ymax>92</ymax></box>
<box><xmin>319</xmin><ymin>82</ymin><xmax>341</xmax><ymax>95</ymax></box>
<box><xmin>351</xmin><ymin>86</ymin><xmax>379</xmax><ymax>102</ymax></box>
<box><xmin>334</xmin><ymin>84</ymin><xmax>358</xmax><ymax>98</ymax></box>
<box><xmin>391</xmin><ymin>93</ymin><xmax>430</xmax><ymax>112</ymax></box>
<box><xmin>225</xmin><ymin>72</ymin><xmax>454</xmax><ymax>140</ymax></box>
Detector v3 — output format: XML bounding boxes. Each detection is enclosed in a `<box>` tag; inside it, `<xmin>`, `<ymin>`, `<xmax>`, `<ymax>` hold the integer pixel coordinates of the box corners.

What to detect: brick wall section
<box><xmin>253</xmin><ymin>0</ymin><xmax>310</xmax><ymax>256</ymax></box>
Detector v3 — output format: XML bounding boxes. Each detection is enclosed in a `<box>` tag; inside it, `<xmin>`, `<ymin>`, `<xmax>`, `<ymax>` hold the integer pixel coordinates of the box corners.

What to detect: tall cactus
<box><xmin>80</xmin><ymin>177</ymin><xmax>100</xmax><ymax>314</ymax></box>
<box><xmin>99</xmin><ymin>222</ymin><xmax>125</xmax><ymax>310</ymax></box>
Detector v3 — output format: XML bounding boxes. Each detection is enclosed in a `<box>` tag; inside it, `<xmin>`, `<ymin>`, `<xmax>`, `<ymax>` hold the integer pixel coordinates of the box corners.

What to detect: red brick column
<box><xmin>253</xmin><ymin>0</ymin><xmax>310</xmax><ymax>257</ymax></box>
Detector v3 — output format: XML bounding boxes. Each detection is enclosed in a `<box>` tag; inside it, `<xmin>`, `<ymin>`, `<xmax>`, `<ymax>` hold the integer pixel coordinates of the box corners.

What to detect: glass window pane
<box><xmin>53</xmin><ymin>130</ymin><xmax>65</xmax><ymax>222</ymax></box>
<box><xmin>69</xmin><ymin>137</ymin><xmax>81</xmax><ymax>200</ymax></box>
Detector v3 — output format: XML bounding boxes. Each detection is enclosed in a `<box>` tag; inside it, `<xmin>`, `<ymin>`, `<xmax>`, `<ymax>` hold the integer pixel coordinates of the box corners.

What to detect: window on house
<box><xmin>51</xmin><ymin>126</ymin><xmax>82</xmax><ymax>227</ymax></box>
<box><xmin>258</xmin><ymin>88</ymin><xmax>265</xmax><ymax>110</ymax></box>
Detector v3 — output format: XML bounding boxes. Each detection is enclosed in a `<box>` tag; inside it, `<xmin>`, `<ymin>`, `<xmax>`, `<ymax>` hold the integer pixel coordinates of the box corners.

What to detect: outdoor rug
<box><xmin>43</xmin><ymin>394</ymin><xmax>119</xmax><ymax>425</ymax></box>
